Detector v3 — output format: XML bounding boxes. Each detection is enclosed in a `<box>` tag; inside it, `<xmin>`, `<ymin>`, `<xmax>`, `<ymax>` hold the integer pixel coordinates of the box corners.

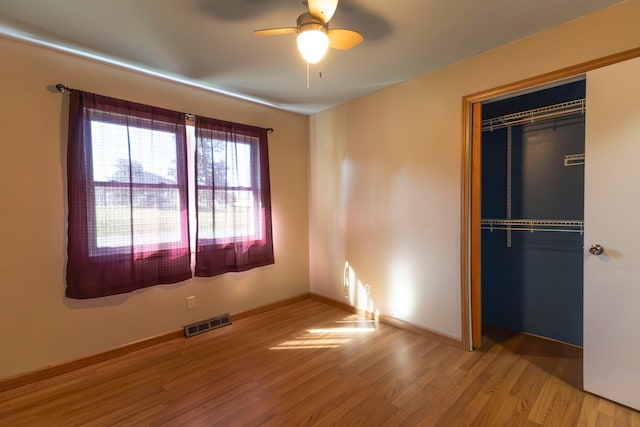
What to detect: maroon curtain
<box><xmin>66</xmin><ymin>91</ymin><xmax>191</xmax><ymax>298</ymax></box>
<box><xmin>194</xmin><ymin>116</ymin><xmax>274</xmax><ymax>276</ymax></box>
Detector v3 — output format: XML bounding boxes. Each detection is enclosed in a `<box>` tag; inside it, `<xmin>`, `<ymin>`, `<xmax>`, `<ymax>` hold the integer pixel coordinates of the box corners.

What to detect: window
<box><xmin>89</xmin><ymin>117</ymin><xmax>184</xmax><ymax>254</ymax></box>
<box><xmin>66</xmin><ymin>91</ymin><xmax>273</xmax><ymax>299</ymax></box>
<box><xmin>196</xmin><ymin>135</ymin><xmax>259</xmax><ymax>242</ymax></box>
<box><xmin>194</xmin><ymin>117</ymin><xmax>274</xmax><ymax>277</ymax></box>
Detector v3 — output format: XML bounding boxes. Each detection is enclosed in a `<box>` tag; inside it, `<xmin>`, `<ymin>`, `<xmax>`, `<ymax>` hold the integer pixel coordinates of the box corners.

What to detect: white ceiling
<box><xmin>0</xmin><ymin>0</ymin><xmax>623</xmax><ymax>115</ymax></box>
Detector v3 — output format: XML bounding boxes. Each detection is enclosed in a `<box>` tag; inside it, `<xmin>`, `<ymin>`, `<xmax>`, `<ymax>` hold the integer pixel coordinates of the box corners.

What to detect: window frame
<box><xmin>193</xmin><ymin>116</ymin><xmax>274</xmax><ymax>278</ymax></box>
<box><xmin>195</xmin><ymin>134</ymin><xmax>264</xmax><ymax>245</ymax></box>
<box><xmin>85</xmin><ymin>112</ymin><xmax>188</xmax><ymax>257</ymax></box>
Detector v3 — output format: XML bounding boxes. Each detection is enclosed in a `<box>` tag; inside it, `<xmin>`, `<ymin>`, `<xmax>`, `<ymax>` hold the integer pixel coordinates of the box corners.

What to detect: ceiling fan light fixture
<box><xmin>297</xmin><ymin>24</ymin><xmax>329</xmax><ymax>64</ymax></box>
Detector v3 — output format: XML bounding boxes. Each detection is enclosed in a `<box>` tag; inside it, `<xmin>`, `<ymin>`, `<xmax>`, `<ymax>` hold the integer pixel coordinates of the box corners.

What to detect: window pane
<box><xmin>197</xmin><ymin>138</ymin><xmax>214</xmax><ymax>186</ymax></box>
<box><xmin>91</xmin><ymin>121</ymin><xmax>178</xmax><ymax>185</ymax></box>
<box><xmin>132</xmin><ymin>188</ymin><xmax>182</xmax><ymax>246</ymax></box>
<box><xmin>94</xmin><ymin>187</ymin><xmax>182</xmax><ymax>251</ymax></box>
<box><xmin>94</xmin><ymin>186</ymin><xmax>131</xmax><ymax>249</ymax></box>
<box><xmin>90</xmin><ymin>120</ymin><xmax>182</xmax><ymax>253</ymax></box>
<box><xmin>212</xmin><ymin>141</ymin><xmax>252</xmax><ymax>187</ymax></box>
<box><xmin>235</xmin><ymin>142</ymin><xmax>252</xmax><ymax>187</ymax></box>
<box><xmin>197</xmin><ymin>189</ymin><xmax>259</xmax><ymax>240</ymax></box>
<box><xmin>197</xmin><ymin>139</ymin><xmax>252</xmax><ymax>188</ymax></box>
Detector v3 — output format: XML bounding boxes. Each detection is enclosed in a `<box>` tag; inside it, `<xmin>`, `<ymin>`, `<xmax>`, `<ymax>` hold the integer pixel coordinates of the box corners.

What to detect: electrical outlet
<box><xmin>186</xmin><ymin>296</ymin><xmax>196</xmax><ymax>310</ymax></box>
<box><xmin>365</xmin><ymin>284</ymin><xmax>371</xmax><ymax>295</ymax></box>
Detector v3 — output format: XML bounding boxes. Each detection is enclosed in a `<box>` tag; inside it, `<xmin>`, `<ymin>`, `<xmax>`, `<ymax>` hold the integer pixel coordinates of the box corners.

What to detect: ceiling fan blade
<box><xmin>308</xmin><ymin>0</ymin><xmax>338</xmax><ymax>24</ymax></box>
<box><xmin>328</xmin><ymin>29</ymin><xmax>363</xmax><ymax>50</ymax></box>
<box><xmin>254</xmin><ymin>27</ymin><xmax>297</xmax><ymax>36</ymax></box>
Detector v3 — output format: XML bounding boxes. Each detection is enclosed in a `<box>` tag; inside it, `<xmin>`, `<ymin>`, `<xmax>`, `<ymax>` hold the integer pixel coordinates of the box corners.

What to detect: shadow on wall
<box><xmin>343</xmin><ymin>261</ymin><xmax>376</xmax><ymax>316</ymax></box>
<box><xmin>268</xmin><ymin>259</ymin><xmax>381</xmax><ymax>352</ymax></box>
<box><xmin>342</xmin><ymin>260</ymin><xmax>418</xmax><ymax>323</ymax></box>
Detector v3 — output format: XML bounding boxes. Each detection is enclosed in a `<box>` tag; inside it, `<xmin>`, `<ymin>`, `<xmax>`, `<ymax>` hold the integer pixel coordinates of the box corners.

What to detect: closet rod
<box><xmin>482</xmin><ymin>98</ymin><xmax>585</xmax><ymax>132</ymax></box>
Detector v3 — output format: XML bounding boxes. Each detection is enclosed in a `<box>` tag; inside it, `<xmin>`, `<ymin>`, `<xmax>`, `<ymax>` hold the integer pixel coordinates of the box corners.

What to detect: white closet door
<box><xmin>584</xmin><ymin>56</ymin><xmax>640</xmax><ymax>411</ymax></box>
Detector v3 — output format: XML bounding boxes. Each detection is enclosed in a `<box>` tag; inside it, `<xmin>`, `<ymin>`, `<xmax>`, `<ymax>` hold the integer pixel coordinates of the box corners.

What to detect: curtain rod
<box><xmin>54</xmin><ymin>83</ymin><xmax>274</xmax><ymax>134</ymax></box>
<box><xmin>55</xmin><ymin>83</ymin><xmax>70</xmax><ymax>93</ymax></box>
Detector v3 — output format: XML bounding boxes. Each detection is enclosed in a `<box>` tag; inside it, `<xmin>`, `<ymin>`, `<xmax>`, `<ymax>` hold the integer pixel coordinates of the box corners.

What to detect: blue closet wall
<box><xmin>481</xmin><ymin>81</ymin><xmax>585</xmax><ymax>346</ymax></box>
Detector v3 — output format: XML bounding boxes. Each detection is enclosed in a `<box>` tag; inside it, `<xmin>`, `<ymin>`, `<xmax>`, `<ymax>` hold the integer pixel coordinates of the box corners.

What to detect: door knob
<box><xmin>589</xmin><ymin>244</ymin><xmax>604</xmax><ymax>255</ymax></box>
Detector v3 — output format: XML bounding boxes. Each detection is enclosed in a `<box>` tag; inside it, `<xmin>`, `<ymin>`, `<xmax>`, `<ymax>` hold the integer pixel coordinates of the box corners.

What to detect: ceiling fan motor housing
<box><xmin>297</xmin><ymin>12</ymin><xmax>328</xmax><ymax>34</ymax></box>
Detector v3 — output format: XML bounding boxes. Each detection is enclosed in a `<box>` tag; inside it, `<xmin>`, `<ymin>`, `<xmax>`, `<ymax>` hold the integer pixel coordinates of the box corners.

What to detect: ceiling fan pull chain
<box><xmin>307</xmin><ymin>62</ymin><xmax>310</xmax><ymax>89</ymax></box>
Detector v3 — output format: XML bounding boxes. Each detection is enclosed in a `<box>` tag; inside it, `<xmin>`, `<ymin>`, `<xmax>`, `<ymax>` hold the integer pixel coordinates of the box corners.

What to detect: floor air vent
<box><xmin>184</xmin><ymin>313</ymin><xmax>231</xmax><ymax>338</ymax></box>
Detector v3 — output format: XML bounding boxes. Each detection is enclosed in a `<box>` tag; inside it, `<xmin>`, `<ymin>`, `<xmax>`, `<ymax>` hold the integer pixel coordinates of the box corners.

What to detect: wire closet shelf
<box><xmin>481</xmin><ymin>97</ymin><xmax>586</xmax><ymax>239</ymax></box>
<box><xmin>482</xmin><ymin>98</ymin><xmax>586</xmax><ymax>132</ymax></box>
<box><xmin>481</xmin><ymin>219</ymin><xmax>584</xmax><ymax>234</ymax></box>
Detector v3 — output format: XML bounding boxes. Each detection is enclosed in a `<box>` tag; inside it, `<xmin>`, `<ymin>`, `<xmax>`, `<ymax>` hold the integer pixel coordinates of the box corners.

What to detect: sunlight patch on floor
<box><xmin>269</xmin><ymin>316</ymin><xmax>377</xmax><ymax>350</ymax></box>
<box><xmin>308</xmin><ymin>327</ymin><xmax>376</xmax><ymax>334</ymax></box>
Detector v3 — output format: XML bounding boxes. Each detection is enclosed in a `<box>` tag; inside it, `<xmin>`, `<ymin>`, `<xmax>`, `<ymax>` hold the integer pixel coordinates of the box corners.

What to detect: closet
<box><xmin>480</xmin><ymin>80</ymin><xmax>585</xmax><ymax>346</ymax></box>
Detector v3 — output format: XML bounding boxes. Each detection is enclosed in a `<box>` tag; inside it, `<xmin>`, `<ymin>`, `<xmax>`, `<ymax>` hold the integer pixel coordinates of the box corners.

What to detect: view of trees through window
<box><xmin>196</xmin><ymin>136</ymin><xmax>259</xmax><ymax>241</ymax></box>
<box><xmin>89</xmin><ymin>121</ymin><xmax>260</xmax><ymax>251</ymax></box>
<box><xmin>90</xmin><ymin>121</ymin><xmax>182</xmax><ymax>250</ymax></box>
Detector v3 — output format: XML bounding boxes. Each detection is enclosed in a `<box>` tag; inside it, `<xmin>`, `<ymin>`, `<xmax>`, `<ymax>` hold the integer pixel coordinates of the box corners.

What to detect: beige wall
<box><xmin>309</xmin><ymin>0</ymin><xmax>640</xmax><ymax>340</ymax></box>
<box><xmin>0</xmin><ymin>36</ymin><xmax>309</xmax><ymax>379</ymax></box>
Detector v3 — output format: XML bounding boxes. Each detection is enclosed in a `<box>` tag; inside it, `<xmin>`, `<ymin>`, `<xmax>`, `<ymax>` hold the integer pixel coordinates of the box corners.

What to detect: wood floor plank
<box><xmin>578</xmin><ymin>393</ymin><xmax>602</xmax><ymax>427</ymax></box>
<box><xmin>1</xmin><ymin>299</ymin><xmax>639</xmax><ymax>426</ymax></box>
<box><xmin>469</xmin><ymin>357</ymin><xmax>530</xmax><ymax>425</ymax></box>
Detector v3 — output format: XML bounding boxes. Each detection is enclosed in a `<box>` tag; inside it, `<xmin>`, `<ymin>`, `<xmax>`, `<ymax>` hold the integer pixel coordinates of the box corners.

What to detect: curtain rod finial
<box><xmin>56</xmin><ymin>84</ymin><xmax>69</xmax><ymax>93</ymax></box>
<box><xmin>267</xmin><ymin>128</ymin><xmax>274</xmax><ymax>134</ymax></box>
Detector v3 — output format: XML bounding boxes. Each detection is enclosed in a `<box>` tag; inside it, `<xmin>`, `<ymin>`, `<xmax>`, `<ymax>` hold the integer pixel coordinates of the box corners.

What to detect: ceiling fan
<box><xmin>254</xmin><ymin>0</ymin><xmax>363</xmax><ymax>64</ymax></box>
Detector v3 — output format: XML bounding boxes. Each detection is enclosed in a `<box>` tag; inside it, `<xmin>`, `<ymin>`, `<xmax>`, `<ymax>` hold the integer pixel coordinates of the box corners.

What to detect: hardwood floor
<box><xmin>1</xmin><ymin>299</ymin><xmax>638</xmax><ymax>426</ymax></box>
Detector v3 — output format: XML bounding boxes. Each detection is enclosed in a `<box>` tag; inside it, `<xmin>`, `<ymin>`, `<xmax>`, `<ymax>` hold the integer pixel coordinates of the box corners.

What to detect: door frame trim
<box><xmin>460</xmin><ymin>47</ymin><xmax>640</xmax><ymax>351</ymax></box>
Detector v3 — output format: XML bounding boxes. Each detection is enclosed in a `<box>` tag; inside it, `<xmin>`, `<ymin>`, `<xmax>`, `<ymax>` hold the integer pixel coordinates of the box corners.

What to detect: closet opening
<box><xmin>462</xmin><ymin>48</ymin><xmax>640</xmax><ymax>409</ymax></box>
<box><xmin>478</xmin><ymin>79</ymin><xmax>586</xmax><ymax>348</ymax></box>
